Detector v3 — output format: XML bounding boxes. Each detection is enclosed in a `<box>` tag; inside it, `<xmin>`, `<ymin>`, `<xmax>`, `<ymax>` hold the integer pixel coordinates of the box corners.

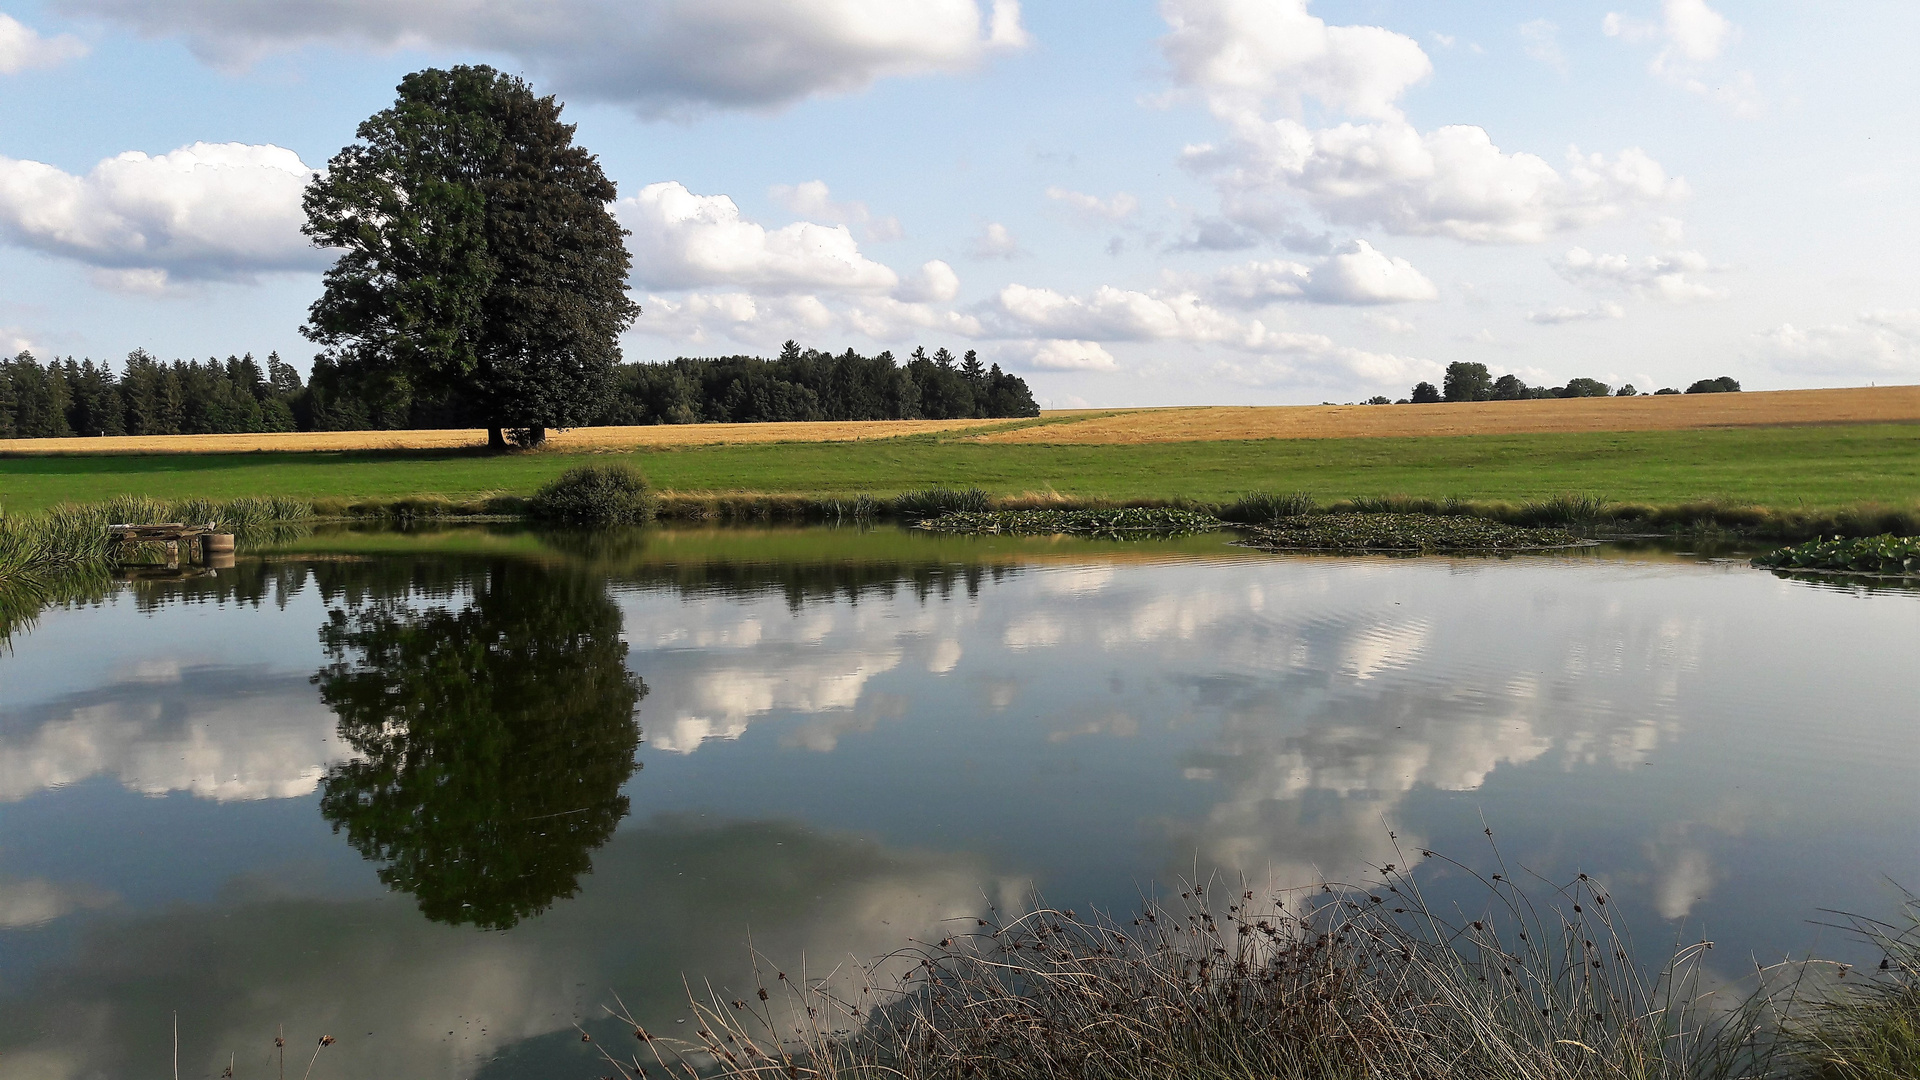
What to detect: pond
<box><xmin>1</xmin><ymin>524</ymin><xmax>1916</xmax><ymax>1078</ymax></box>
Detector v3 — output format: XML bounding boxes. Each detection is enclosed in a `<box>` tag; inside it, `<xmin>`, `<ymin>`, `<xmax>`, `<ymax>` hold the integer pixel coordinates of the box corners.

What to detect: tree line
<box><xmin>1381</xmin><ymin>363</ymin><xmax>1742</xmax><ymax>405</ymax></box>
<box><xmin>0</xmin><ymin>340</ymin><xmax>1040</xmax><ymax>438</ymax></box>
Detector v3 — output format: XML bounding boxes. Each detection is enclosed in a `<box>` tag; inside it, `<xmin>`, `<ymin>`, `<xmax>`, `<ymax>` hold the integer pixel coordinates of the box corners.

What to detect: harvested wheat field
<box><xmin>977</xmin><ymin>385</ymin><xmax>1920</xmax><ymax>444</ymax></box>
<box><xmin>0</xmin><ymin>416</ymin><xmax>1026</xmax><ymax>455</ymax></box>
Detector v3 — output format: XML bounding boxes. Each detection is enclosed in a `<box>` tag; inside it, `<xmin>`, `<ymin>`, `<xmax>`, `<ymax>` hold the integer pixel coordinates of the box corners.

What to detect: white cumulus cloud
<box><xmin>1555</xmin><ymin>247</ymin><xmax>1727</xmax><ymax>302</ymax></box>
<box><xmin>1166</xmin><ymin>0</ymin><xmax>1686</xmax><ymax>244</ymax></box>
<box><xmin>0</xmin><ymin>142</ymin><xmax>322</xmax><ymax>289</ymax></box>
<box><xmin>0</xmin><ymin>13</ymin><xmax>89</xmax><ymax>73</ymax></box>
<box><xmin>1159</xmin><ymin>0</ymin><xmax>1431</xmax><ymax>121</ymax></box>
<box><xmin>1755</xmin><ymin>310</ymin><xmax>1920</xmax><ymax>377</ymax></box>
<box><xmin>1528</xmin><ymin>303</ymin><xmax>1627</xmax><ymax>324</ymax></box>
<box><xmin>620</xmin><ymin>181</ymin><xmax>900</xmax><ymax>294</ymax></box>
<box><xmin>1209</xmin><ymin>240</ymin><xmax>1437</xmax><ymax>307</ymax></box>
<box><xmin>1044</xmin><ymin>186</ymin><xmax>1140</xmax><ymax>223</ymax></box>
<box><xmin>893</xmin><ymin>260</ymin><xmax>960</xmax><ymax>303</ymax></box>
<box><xmin>54</xmin><ymin>0</ymin><xmax>1029</xmax><ymax>116</ymax></box>
<box><xmin>1604</xmin><ymin>0</ymin><xmax>1756</xmax><ymax>115</ymax></box>
<box><xmin>1017</xmin><ymin>339</ymin><xmax>1119</xmax><ymax>372</ymax></box>
<box><xmin>969</xmin><ymin>221</ymin><xmax>1023</xmax><ymax>259</ymax></box>
<box><xmin>769</xmin><ymin>180</ymin><xmax>902</xmax><ymax>242</ymax></box>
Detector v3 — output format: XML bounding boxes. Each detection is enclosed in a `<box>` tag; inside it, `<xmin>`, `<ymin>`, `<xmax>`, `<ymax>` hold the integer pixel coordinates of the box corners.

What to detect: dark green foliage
<box><xmin>920</xmin><ymin>507</ymin><xmax>1223</xmax><ymax>536</ymax></box>
<box><xmin>1655</xmin><ymin>387</ymin><xmax>1681</xmax><ymax>395</ymax></box>
<box><xmin>528</xmin><ymin>463</ymin><xmax>658</xmax><ymax>525</ymax></box>
<box><xmin>1490</xmin><ymin>373</ymin><xmax>1531</xmax><ymax>400</ymax></box>
<box><xmin>1</xmin><ymin>349</ymin><xmax>306</xmax><ymax>438</ymax></box>
<box><xmin>313</xmin><ymin>560</ymin><xmax>645</xmax><ymax>928</ymax></box>
<box><xmin>1561</xmin><ymin>377</ymin><xmax>1612</xmax><ymax>398</ymax></box>
<box><xmin>604</xmin><ymin>343</ymin><xmax>1038</xmax><ymax>425</ymax></box>
<box><xmin>1442</xmin><ymin>361</ymin><xmax>1493</xmax><ymax>402</ymax></box>
<box><xmin>303</xmin><ymin>65</ymin><xmax>639</xmax><ymax>447</ymax></box>
<box><xmin>891</xmin><ymin>487</ymin><xmax>991</xmax><ymax>519</ymax></box>
<box><xmin>1617</xmin><ymin>384</ymin><xmax>1638</xmax><ymax>397</ymax></box>
<box><xmin>1687</xmin><ymin>376</ymin><xmax>1742</xmax><ymax>394</ymax></box>
<box><xmin>1753</xmin><ymin>533</ymin><xmax>1920</xmax><ymax>575</ymax></box>
<box><xmin>1220</xmin><ymin>491</ymin><xmax>1318</xmax><ymax>523</ymax></box>
<box><xmin>1242</xmin><ymin>512</ymin><xmax>1585</xmax><ymax>552</ymax></box>
<box><xmin>1410</xmin><ymin>380</ymin><xmax>1441</xmax><ymax>403</ymax></box>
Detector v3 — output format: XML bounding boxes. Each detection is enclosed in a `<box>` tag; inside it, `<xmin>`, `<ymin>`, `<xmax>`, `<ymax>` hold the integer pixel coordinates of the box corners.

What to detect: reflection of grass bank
<box><xmin>629</xmin><ymin>868</ymin><xmax>1920</xmax><ymax>1080</ymax></box>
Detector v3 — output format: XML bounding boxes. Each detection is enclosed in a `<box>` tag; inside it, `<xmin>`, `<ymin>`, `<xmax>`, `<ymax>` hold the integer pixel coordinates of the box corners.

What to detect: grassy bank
<box><xmin>2</xmin><ymin>423</ymin><xmax>1917</xmax><ymax>517</ymax></box>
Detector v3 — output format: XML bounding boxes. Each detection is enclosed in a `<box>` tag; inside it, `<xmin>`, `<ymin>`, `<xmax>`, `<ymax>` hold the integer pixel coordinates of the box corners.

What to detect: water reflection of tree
<box><xmin>313</xmin><ymin>560</ymin><xmax>645</xmax><ymax>929</ymax></box>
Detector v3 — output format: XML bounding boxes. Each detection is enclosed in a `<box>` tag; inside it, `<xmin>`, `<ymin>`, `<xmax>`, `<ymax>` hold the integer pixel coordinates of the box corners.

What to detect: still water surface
<box><xmin>1</xmin><ymin>526</ymin><xmax>1916</xmax><ymax>1078</ymax></box>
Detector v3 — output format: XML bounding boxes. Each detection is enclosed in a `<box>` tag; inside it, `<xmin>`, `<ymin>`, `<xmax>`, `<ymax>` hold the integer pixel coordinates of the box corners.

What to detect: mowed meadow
<box><xmin>2</xmin><ymin>386</ymin><xmax>1917</xmax><ymax>515</ymax></box>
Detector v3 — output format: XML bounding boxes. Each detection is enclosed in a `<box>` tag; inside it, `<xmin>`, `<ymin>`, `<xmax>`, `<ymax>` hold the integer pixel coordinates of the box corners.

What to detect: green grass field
<box><xmin>3</xmin><ymin>423</ymin><xmax>1918</xmax><ymax>515</ymax></box>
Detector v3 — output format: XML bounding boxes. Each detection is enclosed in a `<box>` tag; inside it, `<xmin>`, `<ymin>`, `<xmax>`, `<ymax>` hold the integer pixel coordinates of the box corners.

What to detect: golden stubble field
<box><xmin>0</xmin><ymin>387</ymin><xmax>1913</xmax><ymax>454</ymax></box>
<box><xmin>975</xmin><ymin>386</ymin><xmax>1920</xmax><ymax>444</ymax></box>
<box><xmin>0</xmin><ymin>417</ymin><xmax>1024</xmax><ymax>454</ymax></box>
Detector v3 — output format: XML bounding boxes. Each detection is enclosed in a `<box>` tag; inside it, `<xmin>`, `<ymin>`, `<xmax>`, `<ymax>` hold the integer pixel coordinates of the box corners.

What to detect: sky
<box><xmin>0</xmin><ymin>0</ymin><xmax>1917</xmax><ymax>408</ymax></box>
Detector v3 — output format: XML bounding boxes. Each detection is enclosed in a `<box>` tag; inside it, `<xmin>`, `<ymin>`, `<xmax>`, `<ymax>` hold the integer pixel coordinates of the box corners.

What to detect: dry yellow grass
<box><xmin>0</xmin><ymin>417</ymin><xmax>1018</xmax><ymax>455</ymax></box>
<box><xmin>975</xmin><ymin>385</ymin><xmax>1920</xmax><ymax>444</ymax></box>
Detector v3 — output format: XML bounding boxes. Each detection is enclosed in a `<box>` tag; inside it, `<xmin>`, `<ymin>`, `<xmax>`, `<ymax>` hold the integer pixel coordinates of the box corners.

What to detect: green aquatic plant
<box><xmin>1516</xmin><ymin>492</ymin><xmax>1611</xmax><ymax>527</ymax></box>
<box><xmin>918</xmin><ymin>507</ymin><xmax>1224</xmax><ymax>537</ymax></box>
<box><xmin>1785</xmin><ymin>891</ymin><xmax>1920</xmax><ymax>1079</ymax></box>
<box><xmin>1241</xmin><ymin>512</ymin><xmax>1586</xmax><ymax>553</ymax></box>
<box><xmin>528</xmin><ymin>463</ymin><xmax>659</xmax><ymax>525</ymax></box>
<box><xmin>1753</xmin><ymin>534</ymin><xmax>1920</xmax><ymax>577</ymax></box>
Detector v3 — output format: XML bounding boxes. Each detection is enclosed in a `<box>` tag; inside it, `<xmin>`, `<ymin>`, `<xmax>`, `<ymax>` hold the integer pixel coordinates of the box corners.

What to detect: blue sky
<box><xmin>1</xmin><ymin>0</ymin><xmax>1917</xmax><ymax>407</ymax></box>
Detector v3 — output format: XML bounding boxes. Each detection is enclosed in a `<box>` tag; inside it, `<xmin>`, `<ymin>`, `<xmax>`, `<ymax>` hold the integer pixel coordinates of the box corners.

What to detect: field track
<box><xmin>0</xmin><ymin>386</ymin><xmax>1911</xmax><ymax>458</ymax></box>
<box><xmin>976</xmin><ymin>386</ymin><xmax>1920</xmax><ymax>444</ymax></box>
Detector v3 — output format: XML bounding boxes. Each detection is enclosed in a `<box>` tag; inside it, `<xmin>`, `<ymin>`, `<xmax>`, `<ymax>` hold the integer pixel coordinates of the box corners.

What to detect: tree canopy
<box><xmin>302</xmin><ymin>65</ymin><xmax>638</xmax><ymax>448</ymax></box>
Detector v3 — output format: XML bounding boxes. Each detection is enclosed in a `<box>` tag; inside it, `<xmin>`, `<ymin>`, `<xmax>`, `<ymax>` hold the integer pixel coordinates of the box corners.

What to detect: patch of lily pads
<box><xmin>1751</xmin><ymin>533</ymin><xmax>1920</xmax><ymax>576</ymax></box>
<box><xmin>917</xmin><ymin>507</ymin><xmax>1224</xmax><ymax>537</ymax></box>
<box><xmin>1238</xmin><ymin>513</ymin><xmax>1590</xmax><ymax>553</ymax></box>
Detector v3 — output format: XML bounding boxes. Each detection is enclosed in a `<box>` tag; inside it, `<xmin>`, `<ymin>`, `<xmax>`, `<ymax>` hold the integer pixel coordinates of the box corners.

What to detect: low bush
<box><xmin>527</xmin><ymin>463</ymin><xmax>658</xmax><ymax>525</ymax></box>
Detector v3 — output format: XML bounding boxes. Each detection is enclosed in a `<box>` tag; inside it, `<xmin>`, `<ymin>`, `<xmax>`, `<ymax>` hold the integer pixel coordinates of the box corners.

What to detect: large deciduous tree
<box><xmin>302</xmin><ymin>65</ymin><xmax>638</xmax><ymax>448</ymax></box>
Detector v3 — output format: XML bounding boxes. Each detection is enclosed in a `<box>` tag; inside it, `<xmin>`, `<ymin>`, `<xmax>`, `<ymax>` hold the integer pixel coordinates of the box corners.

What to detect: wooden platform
<box><xmin>109</xmin><ymin>523</ymin><xmax>230</xmax><ymax>568</ymax></box>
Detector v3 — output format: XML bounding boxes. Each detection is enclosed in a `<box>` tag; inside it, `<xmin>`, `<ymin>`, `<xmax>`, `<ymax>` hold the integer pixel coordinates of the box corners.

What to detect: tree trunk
<box><xmin>487</xmin><ymin>426</ymin><xmax>507</xmax><ymax>451</ymax></box>
<box><xmin>525</xmin><ymin>425</ymin><xmax>547</xmax><ymax>448</ymax></box>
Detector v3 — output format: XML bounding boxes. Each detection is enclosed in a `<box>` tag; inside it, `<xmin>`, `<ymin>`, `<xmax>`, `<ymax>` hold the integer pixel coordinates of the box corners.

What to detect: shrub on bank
<box><xmin>527</xmin><ymin>464</ymin><xmax>658</xmax><ymax>525</ymax></box>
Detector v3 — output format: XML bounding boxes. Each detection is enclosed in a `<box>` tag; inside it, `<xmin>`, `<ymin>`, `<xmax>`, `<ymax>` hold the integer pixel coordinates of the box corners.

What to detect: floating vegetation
<box><xmin>1240</xmin><ymin>512</ymin><xmax>1587</xmax><ymax>553</ymax></box>
<box><xmin>1752</xmin><ymin>533</ymin><xmax>1920</xmax><ymax>576</ymax></box>
<box><xmin>919</xmin><ymin>507</ymin><xmax>1224</xmax><ymax>537</ymax></box>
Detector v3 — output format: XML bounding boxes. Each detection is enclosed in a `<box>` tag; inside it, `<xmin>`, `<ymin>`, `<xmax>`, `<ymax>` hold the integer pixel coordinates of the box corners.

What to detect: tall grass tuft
<box><xmin>1219</xmin><ymin>490</ymin><xmax>1318</xmax><ymax>523</ymax></box>
<box><xmin>528</xmin><ymin>463</ymin><xmax>659</xmax><ymax>525</ymax></box>
<box><xmin>891</xmin><ymin>487</ymin><xmax>991</xmax><ymax>520</ymax></box>
<box><xmin>1516</xmin><ymin>492</ymin><xmax>1611</xmax><ymax>527</ymax></box>
<box><xmin>1784</xmin><ymin>890</ymin><xmax>1920</xmax><ymax>1078</ymax></box>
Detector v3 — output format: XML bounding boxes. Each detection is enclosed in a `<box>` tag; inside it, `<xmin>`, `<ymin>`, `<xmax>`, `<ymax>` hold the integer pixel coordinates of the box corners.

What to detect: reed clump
<box><xmin>600</xmin><ymin>853</ymin><xmax>1814</xmax><ymax>1080</ymax></box>
<box><xmin>918</xmin><ymin>507</ymin><xmax>1224</xmax><ymax>537</ymax></box>
<box><xmin>1220</xmin><ymin>490</ymin><xmax>1319</xmax><ymax>523</ymax></box>
<box><xmin>892</xmin><ymin>487</ymin><xmax>993</xmax><ymax>520</ymax></box>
